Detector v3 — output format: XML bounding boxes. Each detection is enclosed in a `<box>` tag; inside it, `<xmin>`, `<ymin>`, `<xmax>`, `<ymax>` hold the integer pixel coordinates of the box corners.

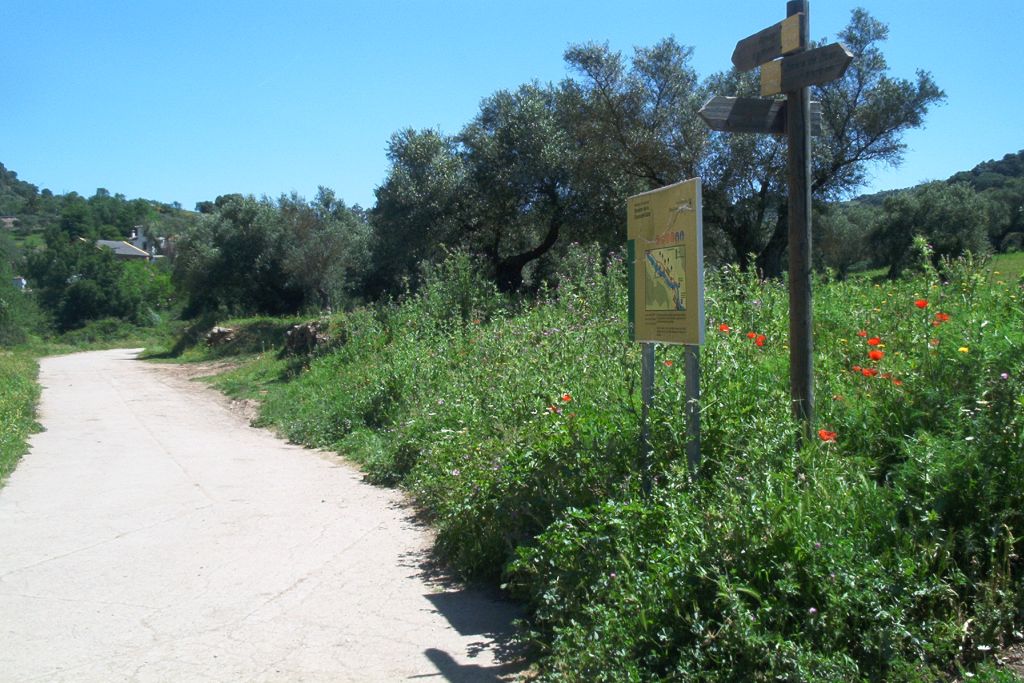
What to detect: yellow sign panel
<box><xmin>627</xmin><ymin>178</ymin><xmax>704</xmax><ymax>345</ymax></box>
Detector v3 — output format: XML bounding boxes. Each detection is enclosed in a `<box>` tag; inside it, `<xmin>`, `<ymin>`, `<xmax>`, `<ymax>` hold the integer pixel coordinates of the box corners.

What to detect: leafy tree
<box><xmin>949</xmin><ymin>153</ymin><xmax>1024</xmax><ymax>251</ymax></box>
<box><xmin>174</xmin><ymin>195</ymin><xmax>301</xmax><ymax>316</ymax></box>
<box><xmin>58</xmin><ymin>194</ymin><xmax>96</xmax><ymax>240</ymax></box>
<box><xmin>698</xmin><ymin>69</ymin><xmax>787</xmax><ymax>269</ymax></box>
<box><xmin>561</xmin><ymin>38</ymin><xmax>706</xmax><ymax>189</ymax></box>
<box><xmin>88</xmin><ymin>189</ymin><xmax>154</xmax><ymax>238</ymax></box>
<box><xmin>22</xmin><ymin>228</ymin><xmax>167</xmax><ymax>331</ymax></box>
<box><xmin>981</xmin><ymin>177</ymin><xmax>1024</xmax><ymax>251</ymax></box>
<box><xmin>560</xmin><ymin>38</ymin><xmax>714</xmax><ymax>259</ymax></box>
<box><xmin>0</xmin><ymin>234</ymin><xmax>45</xmax><ymax>344</ymax></box>
<box><xmin>372</xmin><ymin>80</ymin><xmax>656</xmax><ymax>294</ymax></box>
<box><xmin>754</xmin><ymin>8</ymin><xmax>945</xmax><ymax>276</ymax></box>
<box><xmin>176</xmin><ymin>191</ymin><xmax>368</xmax><ymax>316</ymax></box>
<box><xmin>117</xmin><ymin>260</ymin><xmax>175</xmax><ymax>319</ymax></box>
<box><xmin>370</xmin><ymin>10</ymin><xmax>942</xmax><ymax>293</ymax></box>
<box><xmin>814</xmin><ymin>201</ymin><xmax>880</xmax><ymax>277</ymax></box>
<box><xmin>458</xmin><ymin>83</ymin><xmax>585</xmax><ymax>291</ymax></box>
<box><xmin>872</xmin><ymin>182</ymin><xmax>989</xmax><ymax>277</ymax></box>
<box><xmin>369</xmin><ymin>129</ymin><xmax>467</xmax><ymax>295</ymax></box>
<box><xmin>0</xmin><ymin>162</ymin><xmax>40</xmax><ymax>216</ymax></box>
<box><xmin>280</xmin><ymin>187</ymin><xmax>371</xmax><ymax>311</ymax></box>
<box><xmin>562</xmin><ymin>10</ymin><xmax>943</xmax><ymax>277</ymax></box>
<box><xmin>950</xmin><ymin>150</ymin><xmax>1024</xmax><ymax>190</ymax></box>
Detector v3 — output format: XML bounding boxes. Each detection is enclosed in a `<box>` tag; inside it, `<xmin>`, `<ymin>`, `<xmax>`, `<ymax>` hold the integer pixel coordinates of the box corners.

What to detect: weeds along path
<box><xmin>0</xmin><ymin>349</ymin><xmax>521</xmax><ymax>682</ymax></box>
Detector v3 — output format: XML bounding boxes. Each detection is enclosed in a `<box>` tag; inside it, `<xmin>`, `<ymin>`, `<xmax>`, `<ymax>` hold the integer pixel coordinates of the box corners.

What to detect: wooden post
<box><xmin>640</xmin><ymin>342</ymin><xmax>655</xmax><ymax>495</ymax></box>
<box><xmin>708</xmin><ymin>1</ymin><xmax>848</xmax><ymax>446</ymax></box>
<box><xmin>786</xmin><ymin>0</ymin><xmax>815</xmax><ymax>440</ymax></box>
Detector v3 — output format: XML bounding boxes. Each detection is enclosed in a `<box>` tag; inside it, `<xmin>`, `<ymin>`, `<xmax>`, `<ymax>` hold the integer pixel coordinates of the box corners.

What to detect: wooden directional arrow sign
<box><xmin>698</xmin><ymin>96</ymin><xmax>822</xmax><ymax>136</ymax></box>
<box><xmin>760</xmin><ymin>42</ymin><xmax>853</xmax><ymax>96</ymax></box>
<box><xmin>732</xmin><ymin>13</ymin><xmax>804</xmax><ymax>72</ymax></box>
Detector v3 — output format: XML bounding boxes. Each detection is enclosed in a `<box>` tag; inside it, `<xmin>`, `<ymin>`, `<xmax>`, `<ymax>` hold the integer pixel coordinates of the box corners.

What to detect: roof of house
<box><xmin>95</xmin><ymin>240</ymin><xmax>151</xmax><ymax>258</ymax></box>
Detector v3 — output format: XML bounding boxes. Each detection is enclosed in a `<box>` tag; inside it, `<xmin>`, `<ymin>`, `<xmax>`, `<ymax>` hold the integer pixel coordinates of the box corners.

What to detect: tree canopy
<box><xmin>370</xmin><ymin>8</ymin><xmax>946</xmax><ymax>290</ymax></box>
<box><xmin>174</xmin><ymin>192</ymin><xmax>370</xmax><ymax>316</ymax></box>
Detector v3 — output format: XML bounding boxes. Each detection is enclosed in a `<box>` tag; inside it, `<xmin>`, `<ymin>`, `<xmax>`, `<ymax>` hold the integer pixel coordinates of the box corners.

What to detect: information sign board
<box><xmin>627</xmin><ymin>178</ymin><xmax>704</xmax><ymax>345</ymax></box>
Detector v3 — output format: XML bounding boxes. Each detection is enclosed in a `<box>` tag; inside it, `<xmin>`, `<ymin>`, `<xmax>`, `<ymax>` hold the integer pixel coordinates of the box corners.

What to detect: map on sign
<box><xmin>644</xmin><ymin>246</ymin><xmax>686</xmax><ymax>311</ymax></box>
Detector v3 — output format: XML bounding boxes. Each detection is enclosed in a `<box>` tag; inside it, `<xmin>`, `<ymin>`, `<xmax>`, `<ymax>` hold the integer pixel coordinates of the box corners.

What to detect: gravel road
<box><xmin>0</xmin><ymin>349</ymin><xmax>522</xmax><ymax>682</ymax></box>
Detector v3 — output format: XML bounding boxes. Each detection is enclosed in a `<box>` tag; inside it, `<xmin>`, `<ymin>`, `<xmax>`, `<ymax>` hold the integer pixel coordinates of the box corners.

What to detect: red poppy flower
<box><xmin>719</xmin><ymin>323</ymin><xmax>730</xmax><ymax>332</ymax></box>
<box><xmin>857</xmin><ymin>330</ymin><xmax>868</xmax><ymax>337</ymax></box>
<box><xmin>915</xmin><ymin>299</ymin><xmax>928</xmax><ymax>309</ymax></box>
<box><xmin>664</xmin><ymin>360</ymin><xmax>673</xmax><ymax>367</ymax></box>
<box><xmin>929</xmin><ymin>338</ymin><xmax>940</xmax><ymax>347</ymax></box>
<box><xmin>934</xmin><ymin>312</ymin><xmax>950</xmax><ymax>322</ymax></box>
<box><xmin>561</xmin><ymin>393</ymin><xmax>572</xmax><ymax>403</ymax></box>
<box><xmin>862</xmin><ymin>368</ymin><xmax>879</xmax><ymax>377</ymax></box>
<box><xmin>747</xmin><ymin>331</ymin><xmax>756</xmax><ymax>339</ymax></box>
<box><xmin>868</xmin><ymin>349</ymin><xmax>884</xmax><ymax>361</ymax></box>
<box><xmin>851</xmin><ymin>365</ymin><xmax>862</xmax><ymax>372</ymax></box>
<box><xmin>818</xmin><ymin>429</ymin><xmax>837</xmax><ymax>442</ymax></box>
<box><xmin>867</xmin><ymin>337</ymin><xmax>881</xmax><ymax>346</ymax></box>
<box><xmin>892</xmin><ymin>379</ymin><xmax>903</xmax><ymax>386</ymax></box>
<box><xmin>755</xmin><ymin>334</ymin><xmax>766</xmax><ymax>347</ymax></box>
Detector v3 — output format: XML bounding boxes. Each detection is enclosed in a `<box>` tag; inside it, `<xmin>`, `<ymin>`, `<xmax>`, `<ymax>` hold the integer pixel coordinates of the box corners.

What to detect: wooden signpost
<box><xmin>760</xmin><ymin>43</ymin><xmax>853</xmax><ymax>96</ymax></box>
<box><xmin>698</xmin><ymin>96</ymin><xmax>822</xmax><ymax>136</ymax></box>
<box><xmin>731</xmin><ymin>12</ymin><xmax>804</xmax><ymax>71</ymax></box>
<box><xmin>701</xmin><ymin>0</ymin><xmax>853</xmax><ymax>441</ymax></box>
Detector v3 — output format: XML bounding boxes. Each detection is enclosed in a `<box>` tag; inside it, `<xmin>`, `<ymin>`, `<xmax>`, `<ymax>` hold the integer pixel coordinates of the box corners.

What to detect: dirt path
<box><xmin>0</xmin><ymin>349</ymin><xmax>523</xmax><ymax>682</ymax></box>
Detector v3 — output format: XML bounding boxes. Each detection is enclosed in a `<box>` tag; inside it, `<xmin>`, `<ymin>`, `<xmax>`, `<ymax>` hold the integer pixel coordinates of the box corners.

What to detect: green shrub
<box><xmin>0</xmin><ymin>288</ymin><xmax>46</xmax><ymax>346</ymax></box>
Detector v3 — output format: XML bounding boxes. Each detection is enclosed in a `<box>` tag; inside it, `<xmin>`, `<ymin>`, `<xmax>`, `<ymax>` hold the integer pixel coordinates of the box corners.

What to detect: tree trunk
<box><xmin>494</xmin><ymin>188</ymin><xmax>564</xmax><ymax>292</ymax></box>
<box><xmin>756</xmin><ymin>206</ymin><xmax>789</xmax><ymax>279</ymax></box>
<box><xmin>495</xmin><ymin>214</ymin><xmax>561</xmax><ymax>291</ymax></box>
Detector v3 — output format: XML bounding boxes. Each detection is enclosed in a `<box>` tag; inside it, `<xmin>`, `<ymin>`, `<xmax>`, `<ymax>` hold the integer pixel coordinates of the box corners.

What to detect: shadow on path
<box><xmin>421</xmin><ymin>648</ymin><xmax>527</xmax><ymax>682</ymax></box>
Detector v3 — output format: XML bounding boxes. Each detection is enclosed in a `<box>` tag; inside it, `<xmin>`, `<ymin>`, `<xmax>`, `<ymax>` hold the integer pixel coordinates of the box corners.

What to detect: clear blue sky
<box><xmin>3</xmin><ymin>1</ymin><xmax>1021</xmax><ymax>211</ymax></box>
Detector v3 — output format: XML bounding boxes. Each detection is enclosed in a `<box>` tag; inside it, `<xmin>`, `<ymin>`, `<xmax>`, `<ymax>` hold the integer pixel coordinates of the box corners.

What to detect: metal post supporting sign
<box><xmin>627</xmin><ymin>178</ymin><xmax>705</xmax><ymax>480</ymax></box>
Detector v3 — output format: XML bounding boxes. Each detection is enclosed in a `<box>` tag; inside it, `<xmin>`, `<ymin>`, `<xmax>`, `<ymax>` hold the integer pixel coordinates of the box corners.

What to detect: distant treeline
<box><xmin>822</xmin><ymin>150</ymin><xmax>1024</xmax><ymax>277</ymax></box>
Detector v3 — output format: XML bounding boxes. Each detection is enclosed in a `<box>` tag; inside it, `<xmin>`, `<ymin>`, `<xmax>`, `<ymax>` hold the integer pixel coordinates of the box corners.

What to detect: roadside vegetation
<box><xmin>3</xmin><ymin>5</ymin><xmax>1024</xmax><ymax>678</ymax></box>
<box><xmin>0</xmin><ymin>350</ymin><xmax>39</xmax><ymax>485</ymax></box>
<box><xmin>164</xmin><ymin>247</ymin><xmax>1022</xmax><ymax>681</ymax></box>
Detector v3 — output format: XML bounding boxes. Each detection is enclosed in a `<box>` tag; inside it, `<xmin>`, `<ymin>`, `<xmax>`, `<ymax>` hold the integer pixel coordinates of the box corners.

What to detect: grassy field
<box><xmin>992</xmin><ymin>251</ymin><xmax>1024</xmax><ymax>282</ymax></box>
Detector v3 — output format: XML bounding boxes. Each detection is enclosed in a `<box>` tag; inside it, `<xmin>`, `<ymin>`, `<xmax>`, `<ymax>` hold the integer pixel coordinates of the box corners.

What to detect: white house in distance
<box><xmin>128</xmin><ymin>226</ymin><xmax>167</xmax><ymax>260</ymax></box>
<box><xmin>94</xmin><ymin>239</ymin><xmax>151</xmax><ymax>261</ymax></box>
<box><xmin>11</xmin><ymin>275</ymin><xmax>27</xmax><ymax>290</ymax></box>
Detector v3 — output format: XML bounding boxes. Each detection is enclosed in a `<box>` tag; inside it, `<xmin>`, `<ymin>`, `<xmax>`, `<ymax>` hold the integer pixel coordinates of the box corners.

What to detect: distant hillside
<box><xmin>0</xmin><ymin>162</ymin><xmax>198</xmax><ymax>254</ymax></box>
<box><xmin>850</xmin><ymin>188</ymin><xmax>903</xmax><ymax>207</ymax></box>
<box><xmin>949</xmin><ymin>149</ymin><xmax>1024</xmax><ymax>190</ymax></box>
<box><xmin>0</xmin><ymin>163</ymin><xmax>42</xmax><ymax>216</ymax></box>
<box><xmin>852</xmin><ymin>149</ymin><xmax>1024</xmax><ymax>205</ymax></box>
